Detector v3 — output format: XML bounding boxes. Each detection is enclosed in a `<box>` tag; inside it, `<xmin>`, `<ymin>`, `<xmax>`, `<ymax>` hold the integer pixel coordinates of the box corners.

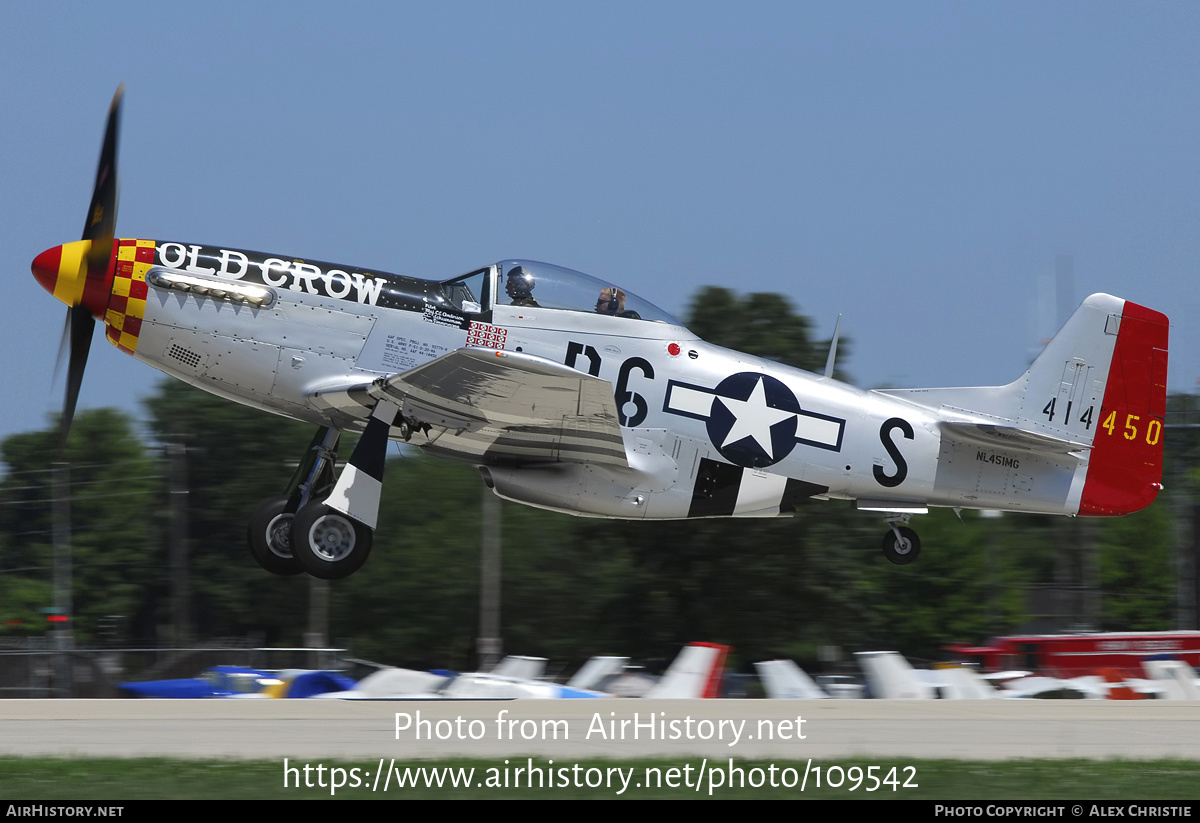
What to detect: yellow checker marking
<box><xmin>104</xmin><ymin>238</ymin><xmax>154</xmax><ymax>354</ymax></box>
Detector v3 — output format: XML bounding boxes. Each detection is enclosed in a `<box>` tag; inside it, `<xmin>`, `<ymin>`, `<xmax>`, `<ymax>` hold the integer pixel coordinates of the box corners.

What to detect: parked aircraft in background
<box><xmin>317</xmin><ymin>643</ymin><xmax>728</xmax><ymax>700</ymax></box>
<box><xmin>1141</xmin><ymin>659</ymin><xmax>1200</xmax><ymax>700</ymax></box>
<box><xmin>755</xmin><ymin>660</ymin><xmax>829</xmax><ymax>699</ymax></box>
<box><xmin>118</xmin><ymin>665</ymin><xmax>354</xmax><ymax>699</ymax></box>
<box><xmin>34</xmin><ymin>89</ymin><xmax>1169</xmax><ymax>580</ymax></box>
<box><xmin>314</xmin><ymin>666</ymin><xmax>450</xmax><ymax>699</ymax></box>
<box><xmin>633</xmin><ymin>642</ymin><xmax>728</xmax><ymax>699</ymax></box>
<box><xmin>118</xmin><ymin>665</ymin><xmax>271</xmax><ymax>698</ymax></box>
<box><xmin>855</xmin><ymin>651</ymin><xmax>941</xmax><ymax>699</ymax></box>
<box><xmin>565</xmin><ymin>656</ymin><xmax>628</xmax><ymax>691</ymax></box>
<box><xmin>852</xmin><ymin>649</ymin><xmax>1200</xmax><ymax>700</ymax></box>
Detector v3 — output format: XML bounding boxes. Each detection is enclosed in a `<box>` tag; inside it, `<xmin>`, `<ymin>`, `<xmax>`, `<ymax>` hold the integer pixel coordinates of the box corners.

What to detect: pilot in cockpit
<box><xmin>505</xmin><ymin>267</ymin><xmax>540</xmax><ymax>307</ymax></box>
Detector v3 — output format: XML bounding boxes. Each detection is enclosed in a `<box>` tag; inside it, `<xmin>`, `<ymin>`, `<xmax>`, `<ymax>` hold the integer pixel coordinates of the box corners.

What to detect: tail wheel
<box><xmin>247</xmin><ymin>496</ymin><xmax>302</xmax><ymax>576</ymax></box>
<box><xmin>292</xmin><ymin>497</ymin><xmax>373</xmax><ymax>580</ymax></box>
<box><xmin>882</xmin><ymin>526</ymin><xmax>921</xmax><ymax>565</ymax></box>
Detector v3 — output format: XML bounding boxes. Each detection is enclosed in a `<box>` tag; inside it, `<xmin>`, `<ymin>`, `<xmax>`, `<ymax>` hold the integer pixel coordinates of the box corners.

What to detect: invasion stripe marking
<box><xmin>735</xmin><ymin>470</ymin><xmax>788</xmax><ymax>515</ymax></box>
<box><xmin>687</xmin><ymin>457</ymin><xmax>829</xmax><ymax>518</ymax></box>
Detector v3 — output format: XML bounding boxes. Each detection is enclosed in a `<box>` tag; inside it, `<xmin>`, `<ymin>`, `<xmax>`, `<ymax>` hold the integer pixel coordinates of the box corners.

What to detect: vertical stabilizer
<box><xmin>936</xmin><ymin>666</ymin><xmax>999</xmax><ymax>700</ymax></box>
<box><xmin>644</xmin><ymin>642</ymin><xmax>729</xmax><ymax>698</ymax></box>
<box><xmin>880</xmin><ymin>294</ymin><xmax>1168</xmax><ymax>517</ymax></box>
<box><xmin>1077</xmin><ymin>300</ymin><xmax>1169</xmax><ymax>516</ymax></box>
<box><xmin>856</xmin><ymin>651</ymin><xmax>935</xmax><ymax>699</ymax></box>
<box><xmin>755</xmin><ymin>660</ymin><xmax>828</xmax><ymax>699</ymax></box>
<box><xmin>567</xmin><ymin>656</ymin><xmax>628</xmax><ymax>690</ymax></box>
<box><xmin>491</xmin><ymin>655</ymin><xmax>547</xmax><ymax>680</ymax></box>
<box><xmin>1142</xmin><ymin>660</ymin><xmax>1200</xmax><ymax>700</ymax></box>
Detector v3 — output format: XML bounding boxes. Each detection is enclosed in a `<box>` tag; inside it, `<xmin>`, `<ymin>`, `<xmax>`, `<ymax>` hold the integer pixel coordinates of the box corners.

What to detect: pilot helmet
<box><xmin>506</xmin><ymin>266</ymin><xmax>535</xmax><ymax>299</ymax></box>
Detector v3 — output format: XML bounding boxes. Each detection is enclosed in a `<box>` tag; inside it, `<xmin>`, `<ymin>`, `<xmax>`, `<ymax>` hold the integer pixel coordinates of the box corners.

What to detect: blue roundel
<box><xmin>705</xmin><ymin>373</ymin><xmax>801</xmax><ymax>468</ymax></box>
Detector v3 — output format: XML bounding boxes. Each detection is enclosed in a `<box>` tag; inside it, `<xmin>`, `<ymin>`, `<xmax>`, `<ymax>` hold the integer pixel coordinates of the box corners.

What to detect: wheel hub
<box><xmin>265</xmin><ymin>513</ymin><xmax>293</xmax><ymax>559</ymax></box>
<box><xmin>311</xmin><ymin>515</ymin><xmax>355</xmax><ymax>561</ymax></box>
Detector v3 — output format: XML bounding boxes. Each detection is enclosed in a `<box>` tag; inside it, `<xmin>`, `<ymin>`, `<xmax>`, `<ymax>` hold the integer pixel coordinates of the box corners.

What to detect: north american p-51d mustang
<box><xmin>31</xmin><ymin>90</ymin><xmax>1170</xmax><ymax>580</ymax></box>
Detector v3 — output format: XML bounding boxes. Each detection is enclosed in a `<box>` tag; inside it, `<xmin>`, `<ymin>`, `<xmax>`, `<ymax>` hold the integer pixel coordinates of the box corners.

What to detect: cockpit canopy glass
<box><xmin>439</xmin><ymin>267</ymin><xmax>490</xmax><ymax>314</ymax></box>
<box><xmin>496</xmin><ymin>260</ymin><xmax>685</xmax><ymax>326</ymax></box>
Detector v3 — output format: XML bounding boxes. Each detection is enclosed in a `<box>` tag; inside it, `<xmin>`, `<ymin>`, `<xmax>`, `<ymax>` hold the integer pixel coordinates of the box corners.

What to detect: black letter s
<box><xmin>874</xmin><ymin>417</ymin><xmax>913</xmax><ymax>488</ymax></box>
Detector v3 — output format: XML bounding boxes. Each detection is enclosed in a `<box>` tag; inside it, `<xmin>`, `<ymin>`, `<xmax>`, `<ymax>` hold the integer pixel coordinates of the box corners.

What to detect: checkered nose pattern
<box><xmin>103</xmin><ymin>239</ymin><xmax>154</xmax><ymax>354</ymax></box>
<box><xmin>30</xmin><ymin>238</ymin><xmax>152</xmax><ymax>355</ymax></box>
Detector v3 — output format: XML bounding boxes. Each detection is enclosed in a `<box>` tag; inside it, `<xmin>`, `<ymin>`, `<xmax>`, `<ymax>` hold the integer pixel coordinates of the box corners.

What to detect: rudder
<box><xmin>1078</xmin><ymin>300</ymin><xmax>1168</xmax><ymax>515</ymax></box>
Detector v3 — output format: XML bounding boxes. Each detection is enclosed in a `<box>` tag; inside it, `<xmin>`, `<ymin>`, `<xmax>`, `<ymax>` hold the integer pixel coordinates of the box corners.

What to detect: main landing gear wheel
<box><xmin>291</xmin><ymin>497</ymin><xmax>373</xmax><ymax>580</ymax></box>
<box><xmin>882</xmin><ymin>526</ymin><xmax>921</xmax><ymax>565</ymax></box>
<box><xmin>247</xmin><ymin>496</ymin><xmax>302</xmax><ymax>576</ymax></box>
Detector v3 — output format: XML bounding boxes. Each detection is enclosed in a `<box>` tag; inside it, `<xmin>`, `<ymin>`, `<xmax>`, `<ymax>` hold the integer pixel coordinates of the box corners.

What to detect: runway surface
<box><xmin>2</xmin><ymin>699</ymin><xmax>1198</xmax><ymax>761</ymax></box>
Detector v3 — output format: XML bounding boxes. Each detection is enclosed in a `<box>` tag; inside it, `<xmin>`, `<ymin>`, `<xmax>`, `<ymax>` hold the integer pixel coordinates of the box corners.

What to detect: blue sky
<box><xmin>4</xmin><ymin>2</ymin><xmax>1198</xmax><ymax>444</ymax></box>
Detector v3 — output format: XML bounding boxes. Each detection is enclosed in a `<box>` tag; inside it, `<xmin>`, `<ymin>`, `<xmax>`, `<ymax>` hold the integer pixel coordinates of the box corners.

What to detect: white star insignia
<box><xmin>716</xmin><ymin>376</ymin><xmax>795</xmax><ymax>459</ymax></box>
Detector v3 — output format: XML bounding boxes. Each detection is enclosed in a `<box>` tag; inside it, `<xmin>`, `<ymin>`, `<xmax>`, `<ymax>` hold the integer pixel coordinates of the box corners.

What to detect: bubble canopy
<box><xmin>493</xmin><ymin>260</ymin><xmax>685</xmax><ymax>327</ymax></box>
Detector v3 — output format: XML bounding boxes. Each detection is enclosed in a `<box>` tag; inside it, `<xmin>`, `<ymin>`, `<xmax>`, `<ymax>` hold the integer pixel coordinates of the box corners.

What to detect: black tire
<box><xmin>881</xmin><ymin>526</ymin><xmax>921</xmax><ymax>565</ymax></box>
<box><xmin>291</xmin><ymin>497</ymin><xmax>373</xmax><ymax>580</ymax></box>
<box><xmin>247</xmin><ymin>496</ymin><xmax>303</xmax><ymax>576</ymax></box>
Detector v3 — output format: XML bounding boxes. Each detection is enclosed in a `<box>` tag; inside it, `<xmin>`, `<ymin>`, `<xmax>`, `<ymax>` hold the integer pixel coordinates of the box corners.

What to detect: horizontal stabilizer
<box><xmin>940</xmin><ymin>422</ymin><xmax>1090</xmax><ymax>455</ymax></box>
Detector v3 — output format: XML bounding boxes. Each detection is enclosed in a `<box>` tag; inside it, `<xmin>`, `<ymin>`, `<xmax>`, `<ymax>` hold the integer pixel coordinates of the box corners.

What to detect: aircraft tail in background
<box><xmin>644</xmin><ymin>642</ymin><xmax>729</xmax><ymax>698</ymax></box>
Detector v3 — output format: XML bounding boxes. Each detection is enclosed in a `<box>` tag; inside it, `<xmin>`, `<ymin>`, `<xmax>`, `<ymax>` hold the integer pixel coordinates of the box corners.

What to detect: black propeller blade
<box><xmin>60</xmin><ymin>306</ymin><xmax>95</xmax><ymax>451</ymax></box>
<box><xmin>59</xmin><ymin>85</ymin><xmax>122</xmax><ymax>452</ymax></box>
<box><xmin>82</xmin><ymin>85</ymin><xmax>122</xmax><ymax>251</ymax></box>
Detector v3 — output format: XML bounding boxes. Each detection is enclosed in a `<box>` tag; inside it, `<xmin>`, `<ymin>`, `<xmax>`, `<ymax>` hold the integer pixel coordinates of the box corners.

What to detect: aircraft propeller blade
<box><xmin>52</xmin><ymin>310</ymin><xmax>71</xmax><ymax>389</ymax></box>
<box><xmin>59</xmin><ymin>85</ymin><xmax>122</xmax><ymax>451</ymax></box>
<box><xmin>82</xmin><ymin>85</ymin><xmax>122</xmax><ymax>258</ymax></box>
<box><xmin>60</xmin><ymin>306</ymin><xmax>94</xmax><ymax>451</ymax></box>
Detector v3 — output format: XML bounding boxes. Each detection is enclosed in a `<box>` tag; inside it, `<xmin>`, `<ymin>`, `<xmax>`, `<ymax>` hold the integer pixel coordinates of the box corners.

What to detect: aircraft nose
<box><xmin>31</xmin><ymin>239</ymin><xmax>112</xmax><ymax>316</ymax></box>
<box><xmin>32</xmin><ymin>244</ymin><xmax>69</xmax><ymax>297</ymax></box>
<box><xmin>32</xmin><ymin>241</ymin><xmax>88</xmax><ymax>305</ymax></box>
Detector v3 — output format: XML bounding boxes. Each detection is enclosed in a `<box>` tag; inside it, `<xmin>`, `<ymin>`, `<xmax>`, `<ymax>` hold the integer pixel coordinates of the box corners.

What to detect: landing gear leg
<box><xmin>881</xmin><ymin>515</ymin><xmax>921</xmax><ymax>565</ymax></box>
<box><xmin>246</xmin><ymin>426</ymin><xmax>340</xmax><ymax>575</ymax></box>
<box><xmin>291</xmin><ymin>400</ymin><xmax>400</xmax><ymax>580</ymax></box>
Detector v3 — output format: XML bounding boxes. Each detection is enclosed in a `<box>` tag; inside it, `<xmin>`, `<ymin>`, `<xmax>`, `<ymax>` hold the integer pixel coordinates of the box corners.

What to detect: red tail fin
<box><xmin>1078</xmin><ymin>301</ymin><xmax>1169</xmax><ymax>516</ymax></box>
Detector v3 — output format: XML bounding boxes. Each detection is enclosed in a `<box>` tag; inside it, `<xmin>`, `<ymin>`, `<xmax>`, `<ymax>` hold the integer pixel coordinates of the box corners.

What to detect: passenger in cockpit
<box><xmin>595</xmin><ymin>286</ymin><xmax>624</xmax><ymax>315</ymax></box>
<box><xmin>596</xmin><ymin>286</ymin><xmax>640</xmax><ymax>319</ymax></box>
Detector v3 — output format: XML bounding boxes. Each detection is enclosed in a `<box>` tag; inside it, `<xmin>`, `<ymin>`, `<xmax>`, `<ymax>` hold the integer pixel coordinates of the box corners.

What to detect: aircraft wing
<box><xmin>316</xmin><ymin>348</ymin><xmax>628</xmax><ymax>467</ymax></box>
